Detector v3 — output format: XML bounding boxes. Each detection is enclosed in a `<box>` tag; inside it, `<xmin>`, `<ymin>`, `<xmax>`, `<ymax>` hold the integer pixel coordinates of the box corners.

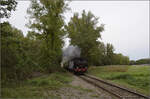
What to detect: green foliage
<box><xmin>66</xmin><ymin>10</ymin><xmax>104</xmax><ymax>65</ymax></box>
<box><xmin>112</xmin><ymin>53</ymin><xmax>130</xmax><ymax>65</ymax></box>
<box><xmin>27</xmin><ymin>0</ymin><xmax>68</xmax><ymax>72</ymax></box>
<box><xmin>1</xmin><ymin>22</ymin><xmax>32</xmax><ymax>83</ymax></box>
<box><xmin>130</xmin><ymin>58</ymin><xmax>150</xmax><ymax>65</ymax></box>
<box><xmin>103</xmin><ymin>43</ymin><xmax>114</xmax><ymax>65</ymax></box>
<box><xmin>135</xmin><ymin>58</ymin><xmax>150</xmax><ymax>65</ymax></box>
<box><xmin>1</xmin><ymin>0</ymin><xmax>69</xmax><ymax>85</ymax></box>
<box><xmin>0</xmin><ymin>0</ymin><xmax>17</xmax><ymax>18</ymax></box>
<box><xmin>1</xmin><ymin>22</ymin><xmax>44</xmax><ymax>84</ymax></box>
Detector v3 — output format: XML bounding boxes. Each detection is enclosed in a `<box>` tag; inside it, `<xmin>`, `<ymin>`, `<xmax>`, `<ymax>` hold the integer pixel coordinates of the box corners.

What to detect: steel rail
<box><xmin>83</xmin><ymin>74</ymin><xmax>149</xmax><ymax>99</ymax></box>
<box><xmin>79</xmin><ymin>76</ymin><xmax>123</xmax><ymax>99</ymax></box>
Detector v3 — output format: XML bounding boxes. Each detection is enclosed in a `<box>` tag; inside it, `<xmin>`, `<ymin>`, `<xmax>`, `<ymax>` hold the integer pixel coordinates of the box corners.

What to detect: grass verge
<box><xmin>88</xmin><ymin>65</ymin><xmax>150</xmax><ymax>95</ymax></box>
<box><xmin>1</xmin><ymin>72</ymin><xmax>73</xmax><ymax>98</ymax></box>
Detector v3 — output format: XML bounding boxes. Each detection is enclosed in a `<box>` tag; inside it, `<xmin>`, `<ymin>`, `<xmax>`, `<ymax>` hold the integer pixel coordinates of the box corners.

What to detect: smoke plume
<box><xmin>61</xmin><ymin>45</ymin><xmax>81</xmax><ymax>67</ymax></box>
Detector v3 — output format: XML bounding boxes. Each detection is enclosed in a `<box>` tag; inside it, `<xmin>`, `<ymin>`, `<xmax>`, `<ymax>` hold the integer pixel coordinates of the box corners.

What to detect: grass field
<box><xmin>88</xmin><ymin>65</ymin><xmax>150</xmax><ymax>95</ymax></box>
<box><xmin>1</xmin><ymin>72</ymin><xmax>73</xmax><ymax>98</ymax></box>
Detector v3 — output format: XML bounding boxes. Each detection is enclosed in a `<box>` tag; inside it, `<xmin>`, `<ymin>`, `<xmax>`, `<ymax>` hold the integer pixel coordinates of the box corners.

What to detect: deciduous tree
<box><xmin>27</xmin><ymin>0</ymin><xmax>68</xmax><ymax>72</ymax></box>
<box><xmin>66</xmin><ymin>10</ymin><xmax>104</xmax><ymax>65</ymax></box>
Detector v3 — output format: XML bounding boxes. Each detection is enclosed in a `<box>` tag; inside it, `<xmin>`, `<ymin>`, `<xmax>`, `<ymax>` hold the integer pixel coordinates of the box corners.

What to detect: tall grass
<box><xmin>88</xmin><ymin>65</ymin><xmax>150</xmax><ymax>95</ymax></box>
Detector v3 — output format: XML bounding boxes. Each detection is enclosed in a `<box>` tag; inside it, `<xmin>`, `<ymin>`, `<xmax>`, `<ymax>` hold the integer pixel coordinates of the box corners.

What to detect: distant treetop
<box><xmin>0</xmin><ymin>0</ymin><xmax>17</xmax><ymax>18</ymax></box>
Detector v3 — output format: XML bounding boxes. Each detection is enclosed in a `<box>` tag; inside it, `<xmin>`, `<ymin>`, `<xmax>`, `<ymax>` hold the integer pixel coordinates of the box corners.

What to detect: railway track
<box><xmin>79</xmin><ymin>74</ymin><xmax>149</xmax><ymax>99</ymax></box>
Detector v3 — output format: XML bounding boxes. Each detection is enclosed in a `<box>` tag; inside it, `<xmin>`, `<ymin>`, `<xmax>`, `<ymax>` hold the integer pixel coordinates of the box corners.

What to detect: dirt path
<box><xmin>69</xmin><ymin>75</ymin><xmax>113</xmax><ymax>99</ymax></box>
<box><xmin>48</xmin><ymin>75</ymin><xmax>114</xmax><ymax>99</ymax></box>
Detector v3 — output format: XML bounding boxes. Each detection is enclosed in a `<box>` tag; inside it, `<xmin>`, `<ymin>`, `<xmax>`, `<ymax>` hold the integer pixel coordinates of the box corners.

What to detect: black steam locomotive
<box><xmin>65</xmin><ymin>57</ymin><xmax>88</xmax><ymax>74</ymax></box>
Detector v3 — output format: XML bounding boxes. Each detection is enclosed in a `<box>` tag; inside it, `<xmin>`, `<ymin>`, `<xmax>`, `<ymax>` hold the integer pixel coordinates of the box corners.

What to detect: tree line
<box><xmin>130</xmin><ymin>58</ymin><xmax>150</xmax><ymax>65</ymax></box>
<box><xmin>66</xmin><ymin>10</ymin><xmax>130</xmax><ymax>66</ymax></box>
<box><xmin>1</xmin><ymin>0</ymin><xmax>130</xmax><ymax>84</ymax></box>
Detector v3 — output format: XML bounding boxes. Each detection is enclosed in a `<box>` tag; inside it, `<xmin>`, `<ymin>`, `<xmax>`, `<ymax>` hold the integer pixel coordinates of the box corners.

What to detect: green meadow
<box><xmin>88</xmin><ymin>65</ymin><xmax>150</xmax><ymax>95</ymax></box>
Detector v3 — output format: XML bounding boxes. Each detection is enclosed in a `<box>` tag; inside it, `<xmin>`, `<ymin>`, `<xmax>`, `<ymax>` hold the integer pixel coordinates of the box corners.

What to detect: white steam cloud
<box><xmin>61</xmin><ymin>45</ymin><xmax>81</xmax><ymax>68</ymax></box>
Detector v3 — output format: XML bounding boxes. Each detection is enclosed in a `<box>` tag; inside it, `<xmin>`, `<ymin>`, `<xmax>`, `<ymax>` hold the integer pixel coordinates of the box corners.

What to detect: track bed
<box><xmin>79</xmin><ymin>74</ymin><xmax>149</xmax><ymax>99</ymax></box>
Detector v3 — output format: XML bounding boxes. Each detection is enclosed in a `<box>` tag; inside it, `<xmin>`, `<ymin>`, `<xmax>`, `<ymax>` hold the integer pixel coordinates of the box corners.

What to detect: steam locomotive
<box><xmin>65</xmin><ymin>57</ymin><xmax>88</xmax><ymax>74</ymax></box>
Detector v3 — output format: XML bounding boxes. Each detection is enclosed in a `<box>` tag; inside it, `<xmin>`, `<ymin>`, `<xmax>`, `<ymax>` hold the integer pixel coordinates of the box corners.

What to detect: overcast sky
<box><xmin>2</xmin><ymin>1</ymin><xmax>149</xmax><ymax>60</ymax></box>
